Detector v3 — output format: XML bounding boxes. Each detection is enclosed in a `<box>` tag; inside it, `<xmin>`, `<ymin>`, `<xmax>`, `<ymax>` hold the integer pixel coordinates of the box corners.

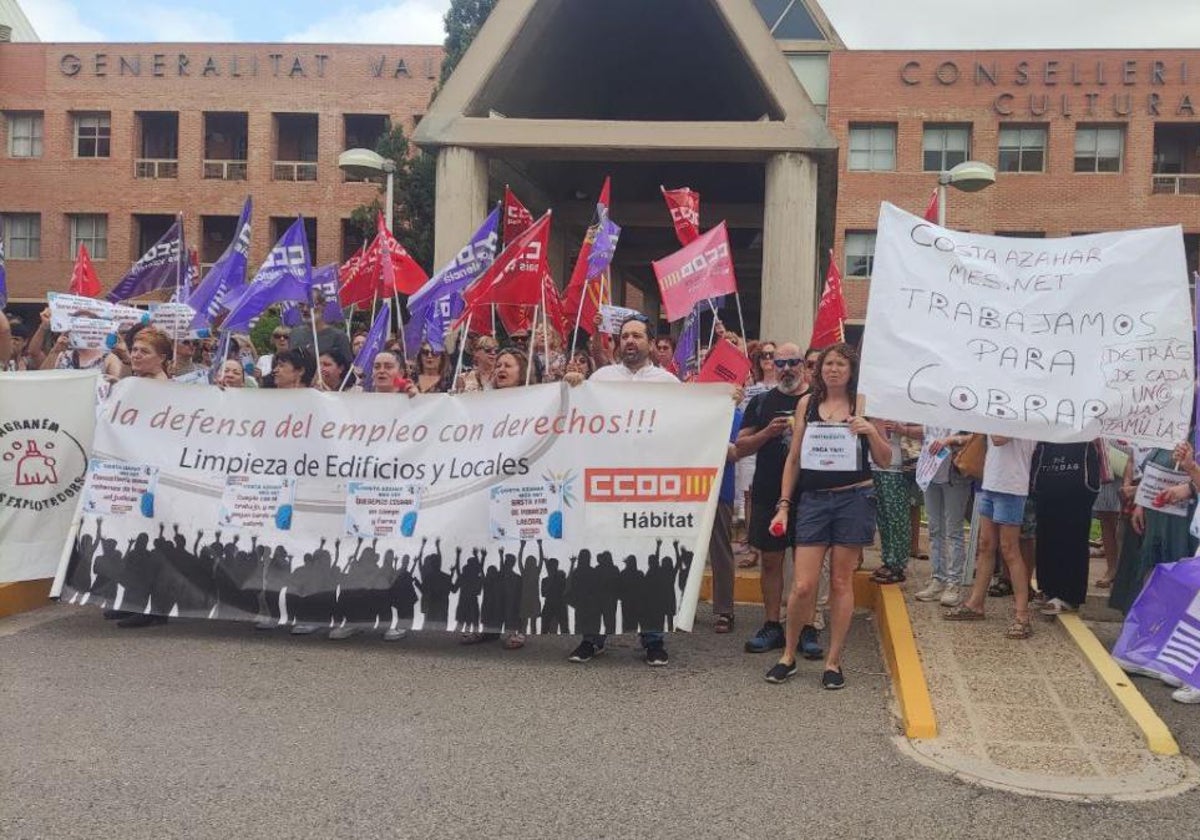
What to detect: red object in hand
<box><xmin>769</xmin><ymin>521</ymin><xmax>785</xmax><ymax>537</ymax></box>
<box><xmin>394</xmin><ymin>376</ymin><xmax>412</xmax><ymax>392</ymax></box>
<box><xmin>1153</xmin><ymin>492</ymin><xmax>1167</xmax><ymax>508</ymax></box>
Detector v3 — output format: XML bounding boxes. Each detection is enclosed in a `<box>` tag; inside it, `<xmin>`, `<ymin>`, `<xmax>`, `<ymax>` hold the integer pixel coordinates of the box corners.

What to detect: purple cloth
<box><xmin>1113</xmin><ymin>557</ymin><xmax>1200</xmax><ymax>690</ymax></box>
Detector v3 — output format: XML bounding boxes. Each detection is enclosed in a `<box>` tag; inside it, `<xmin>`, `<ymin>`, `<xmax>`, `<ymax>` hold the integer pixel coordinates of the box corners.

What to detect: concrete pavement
<box><xmin>5</xmin><ymin>604</ymin><xmax>1200</xmax><ymax>839</ymax></box>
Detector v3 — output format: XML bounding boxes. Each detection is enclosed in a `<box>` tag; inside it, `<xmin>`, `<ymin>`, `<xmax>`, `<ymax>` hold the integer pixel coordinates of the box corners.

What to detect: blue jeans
<box><xmin>924</xmin><ymin>479</ymin><xmax>972</xmax><ymax>585</ymax></box>
<box><xmin>584</xmin><ymin>632</ymin><xmax>665</xmax><ymax>648</ymax></box>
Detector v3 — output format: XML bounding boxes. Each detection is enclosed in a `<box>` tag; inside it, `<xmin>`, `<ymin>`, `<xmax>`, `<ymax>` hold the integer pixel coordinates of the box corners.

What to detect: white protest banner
<box><xmin>67</xmin><ymin>317</ymin><xmax>119</xmax><ymax>351</ymax></box>
<box><xmin>1135</xmin><ymin>462</ymin><xmax>1190</xmax><ymax>517</ymax></box>
<box><xmin>48</xmin><ymin>292</ymin><xmax>147</xmax><ymax>333</ymax></box>
<box><xmin>800</xmin><ymin>423</ymin><xmax>860</xmax><ymax>471</ymax></box>
<box><xmin>148</xmin><ymin>302</ymin><xmax>204</xmax><ymax>340</ymax></box>
<box><xmin>53</xmin><ymin>379</ymin><xmax>732</xmax><ymax>633</ymax></box>
<box><xmin>599</xmin><ymin>304</ymin><xmax>641</xmax><ymax>335</ymax></box>
<box><xmin>172</xmin><ymin>369</ymin><xmax>211</xmax><ymax>386</ymax></box>
<box><xmin>860</xmin><ymin>204</ymin><xmax>1194</xmax><ymax>447</ymax></box>
<box><xmin>0</xmin><ymin>371</ymin><xmax>98</xmax><ymax>583</ymax></box>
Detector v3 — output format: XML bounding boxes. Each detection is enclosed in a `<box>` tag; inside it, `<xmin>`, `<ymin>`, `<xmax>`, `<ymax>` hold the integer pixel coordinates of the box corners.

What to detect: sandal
<box><xmin>870</xmin><ymin>566</ymin><xmax>906</xmax><ymax>584</ymax></box>
<box><xmin>1005</xmin><ymin>619</ymin><xmax>1032</xmax><ymax>639</ymax></box>
<box><xmin>736</xmin><ymin>554</ymin><xmax>759</xmax><ymax>568</ymax></box>
<box><xmin>943</xmin><ymin>604</ymin><xmax>985</xmax><ymax>621</ymax></box>
<box><xmin>987</xmin><ymin>578</ymin><xmax>1013</xmax><ymax>597</ymax></box>
<box><xmin>1094</xmin><ymin>578</ymin><xmax>1113</xmax><ymax>589</ymax></box>
<box><xmin>504</xmin><ymin>632</ymin><xmax>527</xmax><ymax>650</ymax></box>
<box><xmin>460</xmin><ymin>632</ymin><xmax>500</xmax><ymax>645</ymax></box>
<box><xmin>715</xmin><ymin>614</ymin><xmax>735</xmax><ymax>634</ymax></box>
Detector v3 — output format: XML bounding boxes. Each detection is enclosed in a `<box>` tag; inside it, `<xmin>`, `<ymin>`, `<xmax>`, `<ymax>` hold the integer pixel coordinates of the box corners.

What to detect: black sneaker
<box><xmin>765</xmin><ymin>660</ymin><xmax>798</xmax><ymax>684</ymax></box>
<box><xmin>645</xmin><ymin>643</ymin><xmax>669</xmax><ymax>667</ymax></box>
<box><xmin>821</xmin><ymin>668</ymin><xmax>846</xmax><ymax>690</ymax></box>
<box><xmin>568</xmin><ymin>640</ymin><xmax>604</xmax><ymax>663</ymax></box>
<box><xmin>799</xmin><ymin>625</ymin><xmax>824</xmax><ymax>660</ymax></box>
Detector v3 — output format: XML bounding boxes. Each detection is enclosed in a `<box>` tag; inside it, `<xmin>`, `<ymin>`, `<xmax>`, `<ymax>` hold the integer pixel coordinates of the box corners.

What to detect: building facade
<box><xmin>0</xmin><ymin>43</ymin><xmax>440</xmax><ymax>301</ymax></box>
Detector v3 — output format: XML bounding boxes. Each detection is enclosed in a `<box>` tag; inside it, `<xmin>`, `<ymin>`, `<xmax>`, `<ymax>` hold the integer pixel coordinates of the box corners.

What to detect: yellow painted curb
<box><xmin>871</xmin><ymin>578</ymin><xmax>938</xmax><ymax>740</ymax></box>
<box><xmin>0</xmin><ymin>578</ymin><xmax>53</xmax><ymax>620</ymax></box>
<box><xmin>1058</xmin><ymin>613</ymin><xmax>1180</xmax><ymax>757</ymax></box>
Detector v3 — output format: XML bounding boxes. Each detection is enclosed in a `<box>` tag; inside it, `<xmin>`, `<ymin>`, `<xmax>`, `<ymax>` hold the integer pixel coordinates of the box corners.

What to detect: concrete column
<box><xmin>761</xmin><ymin>152</ymin><xmax>818</xmax><ymax>344</ymax></box>
<box><xmin>433</xmin><ymin>146</ymin><xmax>488</xmax><ymax>266</ymax></box>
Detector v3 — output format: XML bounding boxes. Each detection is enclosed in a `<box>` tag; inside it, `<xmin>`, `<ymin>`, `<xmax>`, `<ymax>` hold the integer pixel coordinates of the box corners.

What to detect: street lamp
<box><xmin>338</xmin><ymin>148</ymin><xmax>396</xmax><ymax>232</ymax></box>
<box><xmin>936</xmin><ymin>160</ymin><xmax>996</xmax><ymax>227</ymax></box>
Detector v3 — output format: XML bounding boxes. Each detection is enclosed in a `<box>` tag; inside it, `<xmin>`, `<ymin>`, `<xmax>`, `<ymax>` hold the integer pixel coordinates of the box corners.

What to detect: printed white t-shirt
<box><xmin>981</xmin><ymin>437</ymin><xmax>1037</xmax><ymax>496</ymax></box>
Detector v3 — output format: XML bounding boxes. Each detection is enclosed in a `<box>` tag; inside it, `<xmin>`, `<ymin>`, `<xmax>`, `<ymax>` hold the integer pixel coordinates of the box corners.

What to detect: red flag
<box><xmin>496</xmin><ymin>303</ymin><xmax>532</xmax><ymax>335</ymax></box>
<box><xmin>923</xmin><ymin>188</ymin><xmax>940</xmax><ymax>223</ymax></box>
<box><xmin>462</xmin><ymin>212</ymin><xmax>551</xmax><ymax>311</ymax></box>
<box><xmin>661</xmin><ymin>186</ymin><xmax>700</xmax><ymax>245</ymax></box>
<box><xmin>503</xmin><ymin>187</ymin><xmax>534</xmax><ymax>246</ymax></box>
<box><xmin>698</xmin><ymin>338</ymin><xmax>752</xmax><ymax>385</ymax></box>
<box><xmin>810</xmin><ymin>250</ymin><xmax>847</xmax><ymax>350</ymax></box>
<box><xmin>336</xmin><ymin>244</ymin><xmax>370</xmax><ymax>308</ymax></box>
<box><xmin>563</xmin><ymin>176</ymin><xmax>612</xmax><ymax>336</ymax></box>
<box><xmin>653</xmin><ymin>221</ymin><xmax>736</xmax><ymax>322</ymax></box>
<box><xmin>69</xmin><ymin>243</ymin><xmax>101</xmax><ymax>297</ymax></box>
<box><xmin>375</xmin><ymin>213</ymin><xmax>428</xmax><ymax>295</ymax></box>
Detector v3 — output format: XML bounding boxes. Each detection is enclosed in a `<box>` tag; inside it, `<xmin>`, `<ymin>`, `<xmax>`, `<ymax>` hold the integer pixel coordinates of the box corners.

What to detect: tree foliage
<box><xmin>441</xmin><ymin>0</ymin><xmax>498</xmax><ymax>85</ymax></box>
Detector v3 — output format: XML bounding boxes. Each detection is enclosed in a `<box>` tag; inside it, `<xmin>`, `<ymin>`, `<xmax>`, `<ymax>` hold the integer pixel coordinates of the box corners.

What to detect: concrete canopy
<box><xmin>413</xmin><ymin>0</ymin><xmax>837</xmax><ymax>158</ymax></box>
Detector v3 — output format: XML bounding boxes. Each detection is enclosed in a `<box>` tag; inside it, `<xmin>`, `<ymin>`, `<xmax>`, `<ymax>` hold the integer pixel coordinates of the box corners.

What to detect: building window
<box><xmin>998</xmin><ymin>125</ymin><xmax>1047</xmax><ymax>173</ymax></box>
<box><xmin>923</xmin><ymin>124</ymin><xmax>970</xmax><ymax>172</ymax></box>
<box><xmin>786</xmin><ymin>54</ymin><xmax>829</xmax><ymax>120</ymax></box>
<box><xmin>2</xmin><ymin>213</ymin><xmax>40</xmax><ymax>259</ymax></box>
<box><xmin>74</xmin><ymin>113</ymin><xmax>111</xmax><ymax>158</ymax></box>
<box><xmin>845</xmin><ymin>231</ymin><xmax>876</xmax><ymax>277</ymax></box>
<box><xmin>848</xmin><ymin>125</ymin><xmax>896</xmax><ymax>172</ymax></box>
<box><xmin>6</xmin><ymin>112</ymin><xmax>43</xmax><ymax>158</ymax></box>
<box><xmin>1075</xmin><ymin>125</ymin><xmax>1124</xmax><ymax>173</ymax></box>
<box><xmin>755</xmin><ymin>0</ymin><xmax>827</xmax><ymax>40</ymax></box>
<box><xmin>70</xmin><ymin>214</ymin><xmax>108</xmax><ymax>260</ymax></box>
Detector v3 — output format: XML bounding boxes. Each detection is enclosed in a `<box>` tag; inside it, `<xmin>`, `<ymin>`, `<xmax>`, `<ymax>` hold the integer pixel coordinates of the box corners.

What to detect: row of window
<box><xmin>849</xmin><ymin>123</ymin><xmax>1125</xmax><ymax>174</ymax></box>
<box><xmin>4</xmin><ymin>111</ymin><xmax>393</xmax><ymax>174</ymax></box>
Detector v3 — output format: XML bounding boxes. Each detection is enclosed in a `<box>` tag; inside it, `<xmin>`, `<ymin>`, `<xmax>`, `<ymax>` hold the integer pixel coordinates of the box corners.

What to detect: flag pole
<box><xmin>452</xmin><ymin>312</ymin><xmax>472</xmax><ymax>390</ymax></box>
<box><xmin>732</xmin><ymin>292</ymin><xmax>750</xmax><ymax>359</ymax></box>
<box><xmin>171</xmin><ymin>213</ymin><xmax>183</xmax><ymax>376</ymax></box>
<box><xmin>344</xmin><ymin>303</ymin><xmax>356</xmax><ymax>340</ymax></box>
<box><xmin>569</xmin><ymin>270</ymin><xmax>591</xmax><ymax>359</ymax></box>
<box><xmin>393</xmin><ymin>290</ymin><xmax>407</xmax><ymax>370</ymax></box>
<box><xmin>526</xmin><ymin>304</ymin><xmax>539</xmax><ymax>386</ymax></box>
<box><xmin>540</xmin><ymin>275</ymin><xmax>551</xmax><ymax>380</ymax></box>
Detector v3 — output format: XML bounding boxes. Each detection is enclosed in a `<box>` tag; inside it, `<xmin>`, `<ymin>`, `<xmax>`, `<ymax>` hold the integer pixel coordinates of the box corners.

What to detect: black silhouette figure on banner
<box><xmin>390</xmin><ymin>540</ymin><xmax>423</xmax><ymax>632</ymax></box>
<box><xmin>675</xmin><ymin>541</ymin><xmax>694</xmax><ymax>600</ymax></box>
<box><xmin>658</xmin><ymin>542</ymin><xmax>678</xmax><ymax>632</ymax></box>
<box><xmin>91</xmin><ymin>521</ymin><xmax>124</xmax><ymax>610</ymax></box>
<box><xmin>480</xmin><ymin>550</ymin><xmax>504</xmax><ymax>634</ymax></box>
<box><xmin>420</xmin><ymin>539</ymin><xmax>453</xmax><ymax>629</ymax></box>
<box><xmin>65</xmin><ymin>520</ymin><xmax>100</xmax><ymax>601</ymax></box>
<box><xmin>453</xmin><ymin>548</ymin><xmax>484</xmax><ymax>633</ymax></box>
<box><xmin>539</xmin><ymin>543</ymin><xmax>569</xmax><ymax>634</ymax></box>
<box><xmin>519</xmin><ymin>540</ymin><xmax>542</xmax><ymax>634</ymax></box>
<box><xmin>500</xmin><ymin>545</ymin><xmax>522</xmax><ymax>634</ymax></box>
<box><xmin>618</xmin><ymin>555</ymin><xmax>645</xmax><ymax>634</ymax></box>
<box><xmin>594</xmin><ymin>550</ymin><xmax>620</xmax><ymax>635</ymax></box>
<box><xmin>566</xmin><ymin>549</ymin><xmax>600</xmax><ymax>636</ymax></box>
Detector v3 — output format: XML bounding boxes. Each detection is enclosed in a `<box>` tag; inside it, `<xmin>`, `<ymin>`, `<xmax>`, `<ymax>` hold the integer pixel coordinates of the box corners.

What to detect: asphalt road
<box><xmin>3</xmin><ymin>606</ymin><xmax>1199</xmax><ymax>839</ymax></box>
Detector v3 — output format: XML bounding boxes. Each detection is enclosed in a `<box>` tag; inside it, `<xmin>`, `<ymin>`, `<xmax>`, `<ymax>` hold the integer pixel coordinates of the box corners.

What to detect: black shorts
<box><xmin>748</xmin><ymin>496</ymin><xmax>796</xmax><ymax>553</ymax></box>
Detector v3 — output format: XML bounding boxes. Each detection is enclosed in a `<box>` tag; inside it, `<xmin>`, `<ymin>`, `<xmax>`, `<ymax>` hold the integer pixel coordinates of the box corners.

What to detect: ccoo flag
<box><xmin>106</xmin><ymin>218</ymin><xmax>185</xmax><ymax>303</ymax></box>
<box><xmin>281</xmin><ymin>263</ymin><xmax>344</xmax><ymax>327</ymax></box>
<box><xmin>221</xmin><ymin>217</ymin><xmax>312</xmax><ymax>333</ymax></box>
<box><xmin>405</xmin><ymin>207</ymin><xmax>500</xmax><ymax>356</ymax></box>
<box><xmin>652</xmin><ymin>221</ymin><xmax>736</xmax><ymax>322</ymax></box>
<box><xmin>810</xmin><ymin>251</ymin><xmax>847</xmax><ymax>350</ymax></box>
<box><xmin>189</xmin><ymin>197</ymin><xmax>252</xmax><ymax>330</ymax></box>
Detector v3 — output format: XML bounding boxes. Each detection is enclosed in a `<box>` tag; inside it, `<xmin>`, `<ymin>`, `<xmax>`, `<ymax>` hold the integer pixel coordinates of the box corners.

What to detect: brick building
<box><xmin>0</xmin><ymin>42</ymin><xmax>441</xmax><ymax>302</ymax></box>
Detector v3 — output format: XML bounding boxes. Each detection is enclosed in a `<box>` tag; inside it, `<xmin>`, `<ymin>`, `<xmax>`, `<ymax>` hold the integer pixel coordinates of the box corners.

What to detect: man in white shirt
<box><xmin>565</xmin><ymin>315</ymin><xmax>676</xmax><ymax>666</ymax></box>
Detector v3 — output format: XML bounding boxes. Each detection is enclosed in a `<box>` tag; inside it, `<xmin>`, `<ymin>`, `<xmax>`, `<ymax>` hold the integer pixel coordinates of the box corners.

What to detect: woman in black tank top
<box><xmin>764</xmin><ymin>344</ymin><xmax>891</xmax><ymax>690</ymax></box>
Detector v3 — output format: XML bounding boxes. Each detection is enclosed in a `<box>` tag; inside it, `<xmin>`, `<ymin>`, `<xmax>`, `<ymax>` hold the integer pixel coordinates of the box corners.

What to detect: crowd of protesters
<box><xmin>2</xmin><ymin>301</ymin><xmax>1199</xmax><ymax>702</ymax></box>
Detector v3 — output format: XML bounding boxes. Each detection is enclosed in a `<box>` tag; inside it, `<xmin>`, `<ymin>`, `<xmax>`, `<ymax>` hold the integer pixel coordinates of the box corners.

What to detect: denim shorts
<box><xmin>977</xmin><ymin>489</ymin><xmax>1027</xmax><ymax>527</ymax></box>
<box><xmin>793</xmin><ymin>485</ymin><xmax>877</xmax><ymax>547</ymax></box>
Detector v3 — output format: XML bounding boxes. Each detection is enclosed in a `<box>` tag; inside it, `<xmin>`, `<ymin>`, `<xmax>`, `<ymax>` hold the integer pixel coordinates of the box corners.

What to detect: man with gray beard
<box><xmin>735</xmin><ymin>343</ymin><xmax>823</xmax><ymax>659</ymax></box>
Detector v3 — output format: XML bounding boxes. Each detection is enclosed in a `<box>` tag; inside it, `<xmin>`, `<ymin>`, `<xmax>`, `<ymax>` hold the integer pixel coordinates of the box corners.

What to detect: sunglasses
<box><xmin>773</xmin><ymin>358</ymin><xmax>803</xmax><ymax>369</ymax></box>
<box><xmin>760</xmin><ymin>351</ymin><xmax>775</xmax><ymax>359</ymax></box>
<box><xmin>420</xmin><ymin>349</ymin><xmax>439</xmax><ymax>356</ymax></box>
<box><xmin>805</xmin><ymin>360</ymin><xmax>818</xmax><ymax>369</ymax></box>
<box><xmin>273</xmin><ymin>333</ymin><xmax>289</xmax><ymax>340</ymax></box>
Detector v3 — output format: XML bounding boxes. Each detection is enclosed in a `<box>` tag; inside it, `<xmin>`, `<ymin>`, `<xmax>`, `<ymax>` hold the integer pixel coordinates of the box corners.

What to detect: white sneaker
<box><xmin>289</xmin><ymin>623</ymin><xmax>319</xmax><ymax>635</ymax></box>
<box><xmin>1172</xmin><ymin>685</ymin><xmax>1200</xmax><ymax>704</ymax></box>
<box><xmin>1114</xmin><ymin>657</ymin><xmax>1183</xmax><ymax>688</ymax></box>
<box><xmin>328</xmin><ymin>625</ymin><xmax>359</xmax><ymax>640</ymax></box>
<box><xmin>1040</xmin><ymin>597</ymin><xmax>1076</xmax><ymax>616</ymax></box>
<box><xmin>914</xmin><ymin>580</ymin><xmax>946</xmax><ymax>602</ymax></box>
<box><xmin>939</xmin><ymin>584</ymin><xmax>963</xmax><ymax>607</ymax></box>
<box><xmin>383</xmin><ymin>627</ymin><xmax>408</xmax><ymax>641</ymax></box>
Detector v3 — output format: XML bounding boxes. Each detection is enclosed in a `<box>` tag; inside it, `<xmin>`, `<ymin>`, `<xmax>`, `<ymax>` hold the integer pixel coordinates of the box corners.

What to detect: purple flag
<box><xmin>106</xmin><ymin>219</ymin><xmax>185</xmax><ymax>303</ymax></box>
<box><xmin>673</xmin><ymin>304</ymin><xmax>701</xmax><ymax>379</ymax></box>
<box><xmin>1194</xmin><ymin>271</ymin><xmax>1199</xmax><ymax>457</ymax></box>
<box><xmin>1113</xmin><ymin>557</ymin><xmax>1200</xmax><ymax>690</ymax></box>
<box><xmin>405</xmin><ymin>207</ymin><xmax>500</xmax><ymax>356</ymax></box>
<box><xmin>354</xmin><ymin>300</ymin><xmax>391</xmax><ymax>392</ymax></box>
<box><xmin>190</xmin><ymin>197</ymin><xmax>252</xmax><ymax>330</ymax></box>
<box><xmin>585</xmin><ymin>210</ymin><xmax>620</xmax><ymax>280</ymax></box>
<box><xmin>221</xmin><ymin>217</ymin><xmax>312</xmax><ymax>333</ymax></box>
<box><xmin>281</xmin><ymin>263</ymin><xmax>344</xmax><ymax>327</ymax></box>
<box><xmin>0</xmin><ymin>214</ymin><xmax>7</xmax><ymax>309</ymax></box>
